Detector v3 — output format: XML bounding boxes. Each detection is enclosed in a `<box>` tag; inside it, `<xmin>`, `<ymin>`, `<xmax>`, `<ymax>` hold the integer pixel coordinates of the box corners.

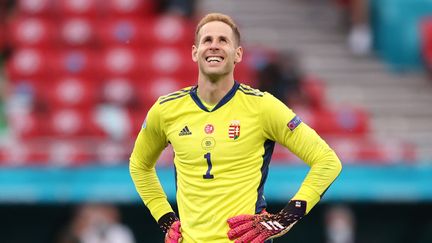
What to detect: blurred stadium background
<box><xmin>0</xmin><ymin>0</ymin><xmax>432</xmax><ymax>242</ymax></box>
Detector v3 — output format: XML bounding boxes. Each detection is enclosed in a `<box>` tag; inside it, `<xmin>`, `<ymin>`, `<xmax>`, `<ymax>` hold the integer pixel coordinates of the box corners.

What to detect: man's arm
<box><xmin>130</xmin><ymin>147</ymin><xmax>182</xmax><ymax>242</ymax></box>
<box><xmin>129</xmin><ymin>103</ymin><xmax>180</xmax><ymax>238</ymax></box>
<box><xmin>129</xmin><ymin>153</ymin><xmax>174</xmax><ymax>222</ymax></box>
<box><xmin>227</xmin><ymin>93</ymin><xmax>342</xmax><ymax>242</ymax></box>
<box><xmin>227</xmin><ymin>132</ymin><xmax>340</xmax><ymax>243</ymax></box>
<box><xmin>287</xmin><ymin>121</ymin><xmax>342</xmax><ymax>213</ymax></box>
<box><xmin>262</xmin><ymin>93</ymin><xmax>342</xmax><ymax>213</ymax></box>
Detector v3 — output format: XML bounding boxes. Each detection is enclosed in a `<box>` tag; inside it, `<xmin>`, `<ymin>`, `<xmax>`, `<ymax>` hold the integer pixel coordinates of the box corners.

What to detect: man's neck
<box><xmin>196</xmin><ymin>74</ymin><xmax>235</xmax><ymax>106</ymax></box>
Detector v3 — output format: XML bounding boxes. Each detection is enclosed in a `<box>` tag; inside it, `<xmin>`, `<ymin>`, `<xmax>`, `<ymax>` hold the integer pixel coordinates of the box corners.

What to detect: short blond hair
<box><xmin>195</xmin><ymin>13</ymin><xmax>241</xmax><ymax>46</ymax></box>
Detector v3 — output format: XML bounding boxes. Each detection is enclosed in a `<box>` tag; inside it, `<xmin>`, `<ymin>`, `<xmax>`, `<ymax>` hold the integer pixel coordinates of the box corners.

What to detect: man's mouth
<box><xmin>206</xmin><ymin>56</ymin><xmax>224</xmax><ymax>63</ymax></box>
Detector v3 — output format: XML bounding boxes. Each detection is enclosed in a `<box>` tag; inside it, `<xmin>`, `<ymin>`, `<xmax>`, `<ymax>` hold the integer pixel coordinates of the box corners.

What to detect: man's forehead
<box><xmin>198</xmin><ymin>21</ymin><xmax>233</xmax><ymax>38</ymax></box>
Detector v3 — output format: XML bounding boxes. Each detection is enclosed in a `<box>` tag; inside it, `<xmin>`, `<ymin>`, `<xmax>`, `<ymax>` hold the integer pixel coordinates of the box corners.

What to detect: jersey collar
<box><xmin>190</xmin><ymin>81</ymin><xmax>240</xmax><ymax>112</ymax></box>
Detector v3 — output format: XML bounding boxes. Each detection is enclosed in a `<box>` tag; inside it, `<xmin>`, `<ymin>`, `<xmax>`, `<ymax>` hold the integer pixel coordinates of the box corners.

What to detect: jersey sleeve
<box><xmin>261</xmin><ymin>93</ymin><xmax>342</xmax><ymax>213</ymax></box>
<box><xmin>129</xmin><ymin>102</ymin><xmax>174</xmax><ymax>221</ymax></box>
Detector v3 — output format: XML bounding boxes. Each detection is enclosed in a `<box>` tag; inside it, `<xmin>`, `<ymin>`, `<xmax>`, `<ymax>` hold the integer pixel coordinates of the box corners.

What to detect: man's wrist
<box><xmin>282</xmin><ymin>200</ymin><xmax>307</xmax><ymax>215</ymax></box>
<box><xmin>158</xmin><ymin>212</ymin><xmax>179</xmax><ymax>233</ymax></box>
<box><xmin>278</xmin><ymin>200</ymin><xmax>307</xmax><ymax>224</ymax></box>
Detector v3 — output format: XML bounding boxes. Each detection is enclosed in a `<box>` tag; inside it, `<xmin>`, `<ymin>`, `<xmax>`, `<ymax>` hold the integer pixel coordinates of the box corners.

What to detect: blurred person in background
<box><xmin>0</xmin><ymin>0</ymin><xmax>9</xmax><ymax>138</ymax></box>
<box><xmin>325</xmin><ymin>205</ymin><xmax>356</xmax><ymax>243</ymax></box>
<box><xmin>0</xmin><ymin>81</ymin><xmax>7</xmax><ymax>139</ymax></box>
<box><xmin>57</xmin><ymin>204</ymin><xmax>135</xmax><ymax>243</ymax></box>
<box><xmin>257</xmin><ymin>50</ymin><xmax>307</xmax><ymax>108</ymax></box>
<box><xmin>334</xmin><ymin>0</ymin><xmax>372</xmax><ymax>56</ymax></box>
<box><xmin>158</xmin><ymin>0</ymin><xmax>196</xmax><ymax>18</ymax></box>
<box><xmin>130</xmin><ymin>12</ymin><xmax>342</xmax><ymax>242</ymax></box>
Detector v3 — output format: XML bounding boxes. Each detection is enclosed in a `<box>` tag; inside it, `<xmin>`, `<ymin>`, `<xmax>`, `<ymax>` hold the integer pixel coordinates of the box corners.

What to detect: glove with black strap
<box><xmin>158</xmin><ymin>212</ymin><xmax>182</xmax><ymax>243</ymax></box>
<box><xmin>227</xmin><ymin>200</ymin><xmax>307</xmax><ymax>243</ymax></box>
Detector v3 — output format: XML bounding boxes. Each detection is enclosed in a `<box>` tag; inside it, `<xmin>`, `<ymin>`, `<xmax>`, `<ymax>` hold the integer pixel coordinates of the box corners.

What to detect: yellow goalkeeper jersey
<box><xmin>130</xmin><ymin>82</ymin><xmax>342</xmax><ymax>242</ymax></box>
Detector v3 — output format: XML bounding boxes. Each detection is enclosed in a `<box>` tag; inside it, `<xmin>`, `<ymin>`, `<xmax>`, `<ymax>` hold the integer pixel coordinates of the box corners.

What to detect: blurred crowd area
<box><xmin>0</xmin><ymin>0</ymin><xmax>201</xmax><ymax>166</ymax></box>
<box><xmin>0</xmin><ymin>0</ymin><xmax>430</xmax><ymax>167</ymax></box>
<box><xmin>3</xmin><ymin>202</ymin><xmax>432</xmax><ymax>243</ymax></box>
<box><xmin>57</xmin><ymin>204</ymin><xmax>136</xmax><ymax>243</ymax></box>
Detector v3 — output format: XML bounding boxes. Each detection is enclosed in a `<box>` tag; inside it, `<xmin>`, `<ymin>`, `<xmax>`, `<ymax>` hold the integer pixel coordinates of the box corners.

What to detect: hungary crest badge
<box><xmin>228</xmin><ymin>120</ymin><xmax>240</xmax><ymax>140</ymax></box>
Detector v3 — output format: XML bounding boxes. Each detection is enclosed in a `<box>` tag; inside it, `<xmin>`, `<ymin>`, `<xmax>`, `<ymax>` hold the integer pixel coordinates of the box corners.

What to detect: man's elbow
<box><xmin>330</xmin><ymin>151</ymin><xmax>343</xmax><ymax>179</ymax></box>
<box><xmin>324</xmin><ymin>149</ymin><xmax>342</xmax><ymax>179</ymax></box>
<box><xmin>335</xmin><ymin>158</ymin><xmax>342</xmax><ymax>177</ymax></box>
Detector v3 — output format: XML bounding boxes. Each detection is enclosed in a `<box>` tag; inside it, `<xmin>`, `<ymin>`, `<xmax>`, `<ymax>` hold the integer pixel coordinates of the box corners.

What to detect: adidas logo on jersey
<box><xmin>179</xmin><ymin>126</ymin><xmax>192</xmax><ymax>136</ymax></box>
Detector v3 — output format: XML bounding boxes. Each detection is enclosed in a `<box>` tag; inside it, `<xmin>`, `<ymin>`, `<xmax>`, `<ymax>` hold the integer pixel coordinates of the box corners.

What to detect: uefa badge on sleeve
<box><xmin>228</xmin><ymin>120</ymin><xmax>240</xmax><ymax>140</ymax></box>
<box><xmin>287</xmin><ymin>116</ymin><xmax>302</xmax><ymax>131</ymax></box>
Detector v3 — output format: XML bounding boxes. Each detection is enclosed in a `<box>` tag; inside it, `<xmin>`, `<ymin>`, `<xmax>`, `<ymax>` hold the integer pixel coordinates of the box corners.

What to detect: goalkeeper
<box><xmin>130</xmin><ymin>12</ymin><xmax>342</xmax><ymax>242</ymax></box>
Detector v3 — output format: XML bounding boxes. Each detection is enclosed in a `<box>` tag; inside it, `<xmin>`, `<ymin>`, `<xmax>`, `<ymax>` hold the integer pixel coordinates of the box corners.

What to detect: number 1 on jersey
<box><xmin>203</xmin><ymin>153</ymin><xmax>214</xmax><ymax>179</ymax></box>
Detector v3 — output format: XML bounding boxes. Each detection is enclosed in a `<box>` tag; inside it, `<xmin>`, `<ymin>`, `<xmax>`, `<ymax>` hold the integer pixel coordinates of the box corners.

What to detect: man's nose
<box><xmin>209</xmin><ymin>41</ymin><xmax>220</xmax><ymax>49</ymax></box>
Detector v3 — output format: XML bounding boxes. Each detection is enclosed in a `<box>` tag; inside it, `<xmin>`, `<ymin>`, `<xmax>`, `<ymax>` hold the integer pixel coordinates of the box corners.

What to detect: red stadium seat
<box><xmin>142</xmin><ymin>47</ymin><xmax>196</xmax><ymax>76</ymax></box>
<box><xmin>141</xmin><ymin>15</ymin><xmax>194</xmax><ymax>47</ymax></box>
<box><xmin>59</xmin><ymin>17</ymin><xmax>97</xmax><ymax>47</ymax></box>
<box><xmin>421</xmin><ymin>17</ymin><xmax>432</xmax><ymax>70</ymax></box>
<box><xmin>127</xmin><ymin>109</ymin><xmax>147</xmax><ymax>135</ymax></box>
<box><xmin>56</xmin><ymin>0</ymin><xmax>100</xmax><ymax>17</ymax></box>
<box><xmin>234</xmin><ymin>54</ymin><xmax>257</xmax><ymax>86</ymax></box>
<box><xmin>101</xmin><ymin>77</ymin><xmax>136</xmax><ymax>105</ymax></box>
<box><xmin>9</xmin><ymin>75</ymin><xmax>96</xmax><ymax>115</ymax></box>
<box><xmin>101</xmin><ymin>47</ymin><xmax>142</xmax><ymax>78</ymax></box>
<box><xmin>49</xmin><ymin>108</ymin><xmax>106</xmax><ymax>138</ymax></box>
<box><xmin>326</xmin><ymin>137</ymin><xmax>417</xmax><ymax>164</ymax></box>
<box><xmin>41</xmin><ymin>76</ymin><xmax>99</xmax><ymax>110</ymax></box>
<box><xmin>16</xmin><ymin>0</ymin><xmax>54</xmax><ymax>17</ymax></box>
<box><xmin>0</xmin><ymin>22</ymin><xmax>4</xmax><ymax>51</ymax></box>
<box><xmin>47</xmin><ymin>140</ymin><xmax>96</xmax><ymax>166</ymax></box>
<box><xmin>7</xmin><ymin>17</ymin><xmax>57</xmax><ymax>48</ymax></box>
<box><xmin>301</xmin><ymin>76</ymin><xmax>326</xmax><ymax>109</ymax></box>
<box><xmin>0</xmin><ymin>141</ymin><xmax>51</xmax><ymax>166</ymax></box>
<box><xmin>7</xmin><ymin>79</ymin><xmax>49</xmax><ymax>108</ymax></box>
<box><xmin>101</xmin><ymin>0</ymin><xmax>156</xmax><ymax>17</ymax></box>
<box><xmin>136</xmin><ymin>74</ymin><xmax>194</xmax><ymax>108</ymax></box>
<box><xmin>51</xmin><ymin>49</ymin><xmax>100</xmax><ymax>78</ymax></box>
<box><xmin>270</xmin><ymin>137</ymin><xmax>417</xmax><ymax>165</ymax></box>
<box><xmin>310</xmin><ymin>106</ymin><xmax>370</xmax><ymax>137</ymax></box>
<box><xmin>0</xmin><ymin>139</ymin><xmax>110</xmax><ymax>166</ymax></box>
<box><xmin>95</xmin><ymin>141</ymin><xmax>130</xmax><ymax>165</ymax></box>
<box><xmin>6</xmin><ymin>48</ymin><xmax>52</xmax><ymax>80</ymax></box>
<box><xmin>148</xmin><ymin>76</ymin><xmax>188</xmax><ymax>99</ymax></box>
<box><xmin>8</xmin><ymin>110</ymin><xmax>52</xmax><ymax>139</ymax></box>
<box><xmin>97</xmin><ymin>18</ymin><xmax>144</xmax><ymax>48</ymax></box>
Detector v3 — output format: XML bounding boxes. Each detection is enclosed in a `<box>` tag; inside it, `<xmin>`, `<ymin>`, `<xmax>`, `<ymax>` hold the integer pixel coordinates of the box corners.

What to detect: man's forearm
<box><xmin>293</xmin><ymin>149</ymin><xmax>342</xmax><ymax>213</ymax></box>
<box><xmin>129</xmin><ymin>160</ymin><xmax>174</xmax><ymax>221</ymax></box>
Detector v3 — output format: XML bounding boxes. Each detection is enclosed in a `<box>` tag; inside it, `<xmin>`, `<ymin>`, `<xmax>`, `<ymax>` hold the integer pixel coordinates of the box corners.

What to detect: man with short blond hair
<box><xmin>130</xmin><ymin>12</ymin><xmax>342</xmax><ymax>242</ymax></box>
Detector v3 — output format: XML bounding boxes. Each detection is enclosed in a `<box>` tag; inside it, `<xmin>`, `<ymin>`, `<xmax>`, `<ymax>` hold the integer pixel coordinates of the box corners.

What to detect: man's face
<box><xmin>192</xmin><ymin>21</ymin><xmax>243</xmax><ymax>80</ymax></box>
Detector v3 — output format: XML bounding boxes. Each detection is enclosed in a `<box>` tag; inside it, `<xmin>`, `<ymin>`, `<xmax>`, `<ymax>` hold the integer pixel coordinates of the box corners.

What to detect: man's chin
<box><xmin>202</xmin><ymin>67</ymin><xmax>225</xmax><ymax>76</ymax></box>
<box><xmin>205</xmin><ymin>71</ymin><xmax>229</xmax><ymax>82</ymax></box>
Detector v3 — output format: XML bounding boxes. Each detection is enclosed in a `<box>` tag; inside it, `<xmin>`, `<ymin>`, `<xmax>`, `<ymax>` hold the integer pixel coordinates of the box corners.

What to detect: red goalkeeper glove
<box><xmin>158</xmin><ymin>212</ymin><xmax>182</xmax><ymax>243</ymax></box>
<box><xmin>227</xmin><ymin>200</ymin><xmax>306</xmax><ymax>243</ymax></box>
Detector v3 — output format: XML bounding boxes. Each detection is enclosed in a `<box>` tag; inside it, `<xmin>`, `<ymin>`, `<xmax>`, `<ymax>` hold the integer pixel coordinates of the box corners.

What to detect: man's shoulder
<box><xmin>238</xmin><ymin>83</ymin><xmax>264</xmax><ymax>97</ymax></box>
<box><xmin>158</xmin><ymin>86</ymin><xmax>194</xmax><ymax>105</ymax></box>
<box><xmin>237</xmin><ymin>83</ymin><xmax>286</xmax><ymax>110</ymax></box>
<box><xmin>238</xmin><ymin>83</ymin><xmax>265</xmax><ymax>97</ymax></box>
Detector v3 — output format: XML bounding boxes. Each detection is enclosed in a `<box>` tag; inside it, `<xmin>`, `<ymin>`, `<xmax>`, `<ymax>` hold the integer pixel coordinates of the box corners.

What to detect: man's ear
<box><xmin>234</xmin><ymin>46</ymin><xmax>243</xmax><ymax>64</ymax></box>
<box><xmin>192</xmin><ymin>45</ymin><xmax>198</xmax><ymax>62</ymax></box>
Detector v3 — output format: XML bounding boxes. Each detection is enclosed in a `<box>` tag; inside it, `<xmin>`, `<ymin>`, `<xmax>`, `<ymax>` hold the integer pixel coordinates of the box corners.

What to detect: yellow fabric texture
<box><xmin>130</xmin><ymin>84</ymin><xmax>342</xmax><ymax>242</ymax></box>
